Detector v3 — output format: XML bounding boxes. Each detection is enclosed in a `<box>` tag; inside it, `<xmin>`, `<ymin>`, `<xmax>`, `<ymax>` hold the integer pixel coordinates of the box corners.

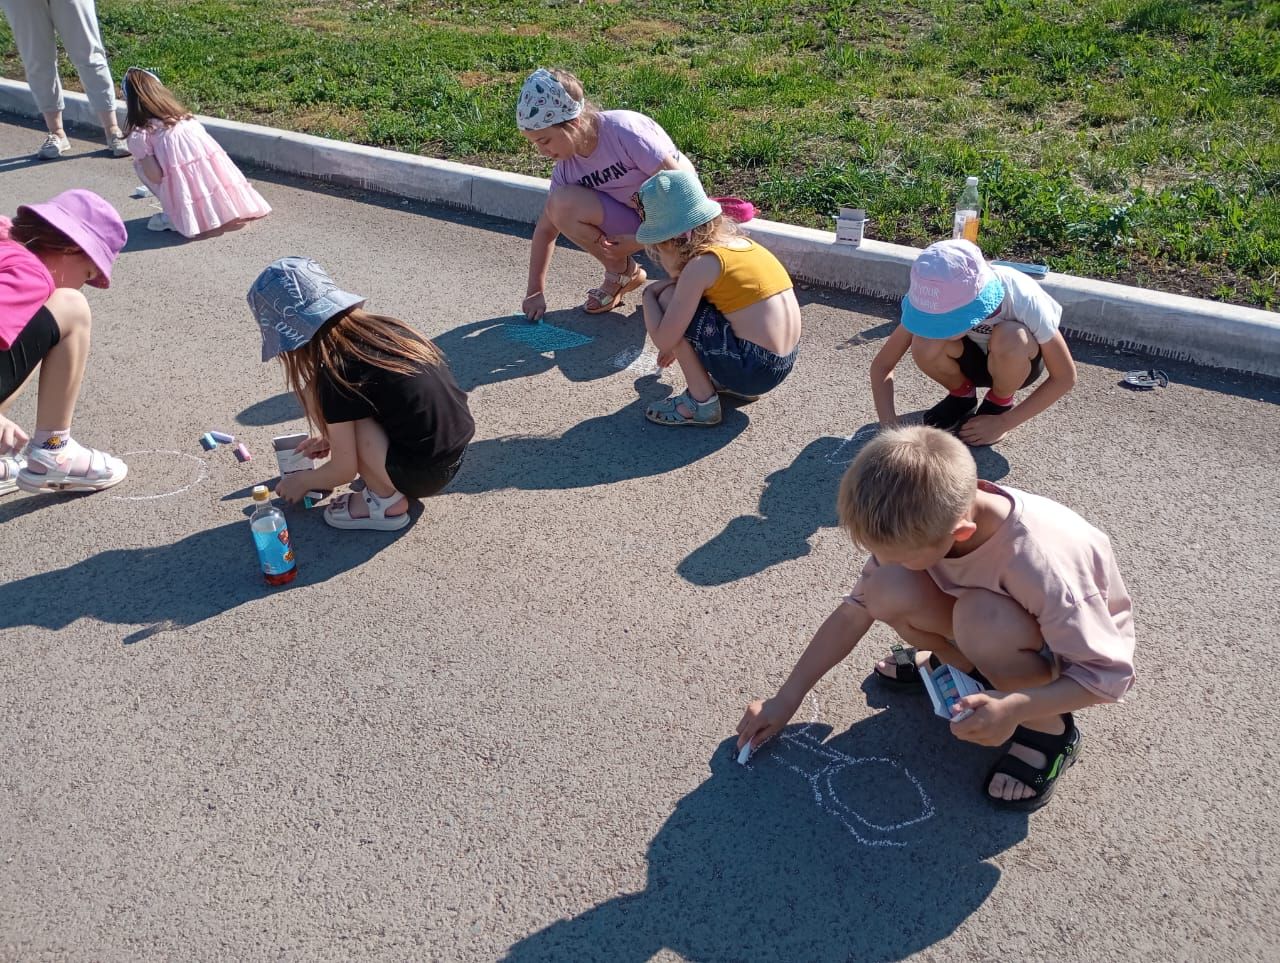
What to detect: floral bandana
<box><xmin>516</xmin><ymin>68</ymin><xmax>583</xmax><ymax>131</ymax></box>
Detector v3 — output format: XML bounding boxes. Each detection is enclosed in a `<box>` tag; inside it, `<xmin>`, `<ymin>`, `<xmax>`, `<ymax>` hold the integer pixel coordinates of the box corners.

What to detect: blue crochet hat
<box><xmin>633</xmin><ymin>170</ymin><xmax>724</xmax><ymax>245</ymax></box>
<box><xmin>247</xmin><ymin>257</ymin><xmax>366</xmax><ymax>361</ymax></box>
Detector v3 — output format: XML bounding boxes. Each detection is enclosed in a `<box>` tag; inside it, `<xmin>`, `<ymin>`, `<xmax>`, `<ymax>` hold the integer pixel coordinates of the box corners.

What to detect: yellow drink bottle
<box><xmin>952</xmin><ymin>176</ymin><xmax>981</xmax><ymax>243</ymax></box>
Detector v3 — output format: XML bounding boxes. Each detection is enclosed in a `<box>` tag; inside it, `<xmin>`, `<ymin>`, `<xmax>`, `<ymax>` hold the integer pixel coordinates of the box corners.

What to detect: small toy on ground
<box><xmin>1122</xmin><ymin>368</ymin><xmax>1169</xmax><ymax>390</ymax></box>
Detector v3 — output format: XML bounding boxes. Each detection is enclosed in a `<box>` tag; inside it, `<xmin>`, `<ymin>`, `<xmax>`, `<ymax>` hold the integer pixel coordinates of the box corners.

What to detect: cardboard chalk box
<box><xmin>273</xmin><ymin>433</ymin><xmax>328</xmax><ymax>504</ymax></box>
<box><xmin>834</xmin><ymin>208</ymin><xmax>867</xmax><ymax>246</ymax></box>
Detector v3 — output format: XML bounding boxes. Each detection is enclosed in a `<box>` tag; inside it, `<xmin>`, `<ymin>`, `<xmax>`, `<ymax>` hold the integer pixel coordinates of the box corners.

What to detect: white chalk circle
<box><xmin>107</xmin><ymin>449</ymin><xmax>209</xmax><ymax>501</ymax></box>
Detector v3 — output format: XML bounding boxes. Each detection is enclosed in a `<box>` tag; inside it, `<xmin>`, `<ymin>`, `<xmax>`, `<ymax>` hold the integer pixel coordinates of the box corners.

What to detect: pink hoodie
<box><xmin>0</xmin><ymin>216</ymin><xmax>56</xmax><ymax>350</ymax></box>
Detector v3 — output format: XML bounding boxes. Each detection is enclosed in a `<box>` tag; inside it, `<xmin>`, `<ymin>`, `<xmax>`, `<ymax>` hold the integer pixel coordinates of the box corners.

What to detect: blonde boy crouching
<box><xmin>737</xmin><ymin>426</ymin><xmax>1135</xmax><ymax>811</ymax></box>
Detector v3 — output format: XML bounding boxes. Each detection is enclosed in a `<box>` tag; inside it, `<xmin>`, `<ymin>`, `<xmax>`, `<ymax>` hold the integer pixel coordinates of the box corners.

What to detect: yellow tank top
<box><xmin>704</xmin><ymin>240</ymin><xmax>793</xmax><ymax>315</ymax></box>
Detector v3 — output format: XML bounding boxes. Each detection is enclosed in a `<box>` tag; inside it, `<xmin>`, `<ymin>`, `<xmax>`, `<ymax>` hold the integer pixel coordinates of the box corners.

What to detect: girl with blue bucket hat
<box><xmin>635</xmin><ymin>170</ymin><xmax>801</xmax><ymax>427</ymax></box>
<box><xmin>247</xmin><ymin>257</ymin><xmax>474</xmax><ymax>531</ymax></box>
<box><xmin>869</xmin><ymin>239</ymin><xmax>1077</xmax><ymax>446</ymax></box>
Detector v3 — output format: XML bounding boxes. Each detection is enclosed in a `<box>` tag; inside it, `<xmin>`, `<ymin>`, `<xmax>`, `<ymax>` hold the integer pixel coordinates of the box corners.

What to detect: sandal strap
<box><xmin>1008</xmin><ymin>713</ymin><xmax>1077</xmax><ymax>756</ymax></box>
<box><xmin>363</xmin><ymin>487</ymin><xmax>404</xmax><ymax>519</ymax></box>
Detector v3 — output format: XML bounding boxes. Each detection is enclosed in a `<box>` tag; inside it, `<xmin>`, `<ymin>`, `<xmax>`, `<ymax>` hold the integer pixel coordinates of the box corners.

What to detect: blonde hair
<box><xmin>547</xmin><ymin>68</ymin><xmax>602</xmax><ymax>145</ymax></box>
<box><xmin>838</xmin><ymin>426</ymin><xmax>977</xmax><ymax>551</ymax></box>
<box><xmin>279</xmin><ymin>307</ymin><xmax>444</xmax><ymax>432</ymax></box>
<box><xmin>123</xmin><ymin>68</ymin><xmax>193</xmax><ymax>132</ymax></box>
<box><xmin>647</xmin><ymin>214</ymin><xmax>741</xmax><ymax>272</ymax></box>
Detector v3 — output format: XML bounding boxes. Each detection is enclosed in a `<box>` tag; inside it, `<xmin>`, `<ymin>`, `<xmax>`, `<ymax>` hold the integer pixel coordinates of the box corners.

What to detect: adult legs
<box><xmin>48</xmin><ymin>0</ymin><xmax>120</xmax><ymax>133</ymax></box>
<box><xmin>1</xmin><ymin>0</ymin><xmax>66</xmax><ymax>144</ymax></box>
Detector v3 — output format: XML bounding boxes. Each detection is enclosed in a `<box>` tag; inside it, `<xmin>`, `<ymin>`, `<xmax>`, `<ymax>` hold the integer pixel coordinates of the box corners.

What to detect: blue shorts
<box><xmin>683</xmin><ymin>300</ymin><xmax>797</xmax><ymax>397</ymax></box>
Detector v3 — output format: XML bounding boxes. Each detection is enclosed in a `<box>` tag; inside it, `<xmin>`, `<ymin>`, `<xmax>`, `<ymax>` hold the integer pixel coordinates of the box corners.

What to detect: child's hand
<box><xmin>294</xmin><ymin>435</ymin><xmax>330</xmax><ymax>459</ymax></box>
<box><xmin>656</xmin><ymin>349</ymin><xmax>676</xmax><ymax>368</ymax></box>
<box><xmin>595</xmin><ymin>231</ymin><xmax>618</xmax><ymax>255</ymax></box>
<box><xmin>958</xmin><ymin>414</ymin><xmax>1010</xmax><ymax>447</ymax></box>
<box><xmin>522</xmin><ymin>292</ymin><xmax>546</xmax><ymax>321</ymax></box>
<box><xmin>949</xmin><ymin>691</ymin><xmax>1019</xmax><ymax>745</ymax></box>
<box><xmin>0</xmin><ymin>413</ymin><xmax>29</xmax><ymax>455</ymax></box>
<box><xmin>736</xmin><ymin>696</ymin><xmax>797</xmax><ymax>754</ymax></box>
<box><xmin>274</xmin><ymin>472</ymin><xmax>309</xmax><ymax>504</ymax></box>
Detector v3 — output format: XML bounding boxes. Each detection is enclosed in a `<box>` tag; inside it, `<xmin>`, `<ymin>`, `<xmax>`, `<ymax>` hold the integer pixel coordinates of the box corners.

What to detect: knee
<box><xmin>910</xmin><ymin>335</ymin><xmax>947</xmax><ymax>366</ymax></box>
<box><xmin>987</xmin><ymin>322</ymin><xmax>1032</xmax><ymax>359</ymax></box>
<box><xmin>544</xmin><ymin>186</ymin><xmax>586</xmax><ymax>226</ymax></box>
<box><xmin>656</xmin><ymin>285</ymin><xmax>675</xmax><ymax>310</ymax></box>
<box><xmin>952</xmin><ymin>589</ymin><xmax>1037</xmax><ymax>654</ymax></box>
<box><xmin>44</xmin><ymin>288</ymin><xmax>92</xmax><ymax>337</ymax></box>
<box><xmin>861</xmin><ymin>564</ymin><xmax>932</xmax><ymax>625</ymax></box>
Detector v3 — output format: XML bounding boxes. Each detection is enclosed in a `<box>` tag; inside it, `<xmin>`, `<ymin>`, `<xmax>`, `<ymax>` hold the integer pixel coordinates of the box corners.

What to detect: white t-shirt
<box><xmin>965</xmin><ymin>265</ymin><xmax>1062</xmax><ymax>351</ymax></box>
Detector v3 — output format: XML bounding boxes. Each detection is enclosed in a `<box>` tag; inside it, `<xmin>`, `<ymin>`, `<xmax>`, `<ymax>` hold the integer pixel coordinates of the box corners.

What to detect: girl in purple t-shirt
<box><xmin>516</xmin><ymin>67</ymin><xmax>697</xmax><ymax>319</ymax></box>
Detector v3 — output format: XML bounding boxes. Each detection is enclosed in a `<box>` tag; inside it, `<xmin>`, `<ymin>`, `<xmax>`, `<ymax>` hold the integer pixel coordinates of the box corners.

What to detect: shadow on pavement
<box><xmin>503</xmin><ymin>693</ymin><xmax>1027</xmax><ymax>962</ymax></box>
<box><xmin>236</xmin><ymin>390</ymin><xmax>305</xmax><ymax>427</ymax></box>
<box><xmin>0</xmin><ymin>510</ymin><xmax>412</xmax><ymax>645</ymax></box>
<box><xmin>680</xmin><ymin>428</ymin><xmax>1009</xmax><ymax>586</ymax></box>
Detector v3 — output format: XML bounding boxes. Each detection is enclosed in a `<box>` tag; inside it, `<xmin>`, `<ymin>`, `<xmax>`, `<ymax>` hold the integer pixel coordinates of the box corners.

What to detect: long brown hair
<box><xmin>123</xmin><ymin>68</ymin><xmax>194</xmax><ymax>133</ymax></box>
<box><xmin>279</xmin><ymin>308</ymin><xmax>445</xmax><ymax>431</ymax></box>
<box><xmin>7</xmin><ymin>209</ymin><xmax>80</xmax><ymax>258</ymax></box>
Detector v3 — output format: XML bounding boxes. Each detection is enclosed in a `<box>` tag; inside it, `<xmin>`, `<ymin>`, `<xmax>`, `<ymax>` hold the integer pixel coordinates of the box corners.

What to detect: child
<box><xmin>635</xmin><ymin>170</ymin><xmax>800</xmax><ymax>427</ymax></box>
<box><xmin>517</xmin><ymin>67</ymin><xmax>697</xmax><ymax>319</ymax></box>
<box><xmin>1</xmin><ymin>189</ymin><xmax>129</xmax><ymax>494</ymax></box>
<box><xmin>123</xmin><ymin>67</ymin><xmax>270</xmax><ymax>237</ymax></box>
<box><xmin>869</xmin><ymin>239</ymin><xmax>1076</xmax><ymax>446</ymax></box>
<box><xmin>737</xmin><ymin>426</ymin><xmax>1135</xmax><ymax>811</ymax></box>
<box><xmin>247</xmin><ymin>257</ymin><xmax>474</xmax><ymax>531</ymax></box>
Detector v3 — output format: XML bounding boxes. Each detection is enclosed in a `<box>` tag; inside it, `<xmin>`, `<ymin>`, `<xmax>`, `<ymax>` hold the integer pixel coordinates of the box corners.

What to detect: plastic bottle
<box><xmin>250</xmin><ymin>484</ymin><xmax>297</xmax><ymax>586</ymax></box>
<box><xmin>952</xmin><ymin>176</ymin><xmax>981</xmax><ymax>243</ymax></box>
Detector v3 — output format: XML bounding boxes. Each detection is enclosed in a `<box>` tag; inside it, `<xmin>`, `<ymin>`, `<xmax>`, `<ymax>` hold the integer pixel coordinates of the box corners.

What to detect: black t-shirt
<box><xmin>318</xmin><ymin>351</ymin><xmax>474</xmax><ymax>465</ymax></box>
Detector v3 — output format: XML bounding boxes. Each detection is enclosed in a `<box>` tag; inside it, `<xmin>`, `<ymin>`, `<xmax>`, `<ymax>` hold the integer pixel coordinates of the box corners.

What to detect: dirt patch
<box><xmin>605</xmin><ymin>19</ymin><xmax>684</xmax><ymax>44</ymax></box>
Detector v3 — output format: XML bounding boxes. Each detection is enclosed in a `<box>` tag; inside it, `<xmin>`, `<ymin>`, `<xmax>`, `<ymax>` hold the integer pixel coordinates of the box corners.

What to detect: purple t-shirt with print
<box><xmin>550</xmin><ymin>110</ymin><xmax>680</xmax><ymax>207</ymax></box>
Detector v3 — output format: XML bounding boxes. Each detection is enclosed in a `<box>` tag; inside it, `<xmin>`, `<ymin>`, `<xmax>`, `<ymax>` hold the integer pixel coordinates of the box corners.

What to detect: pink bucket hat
<box><xmin>17</xmin><ymin>189</ymin><xmax>127</xmax><ymax>289</ymax></box>
<box><xmin>901</xmin><ymin>238</ymin><xmax>1005</xmax><ymax>339</ymax></box>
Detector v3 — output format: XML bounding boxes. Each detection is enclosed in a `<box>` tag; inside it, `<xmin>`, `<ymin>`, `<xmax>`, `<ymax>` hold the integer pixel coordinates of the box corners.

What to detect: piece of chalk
<box><xmin>302</xmin><ymin>496</ymin><xmax>314</xmax><ymax>510</ymax></box>
<box><xmin>209</xmin><ymin>430</ymin><xmax>235</xmax><ymax>444</ymax></box>
<box><xmin>233</xmin><ymin>443</ymin><xmax>251</xmax><ymax>462</ymax></box>
<box><xmin>199</xmin><ymin>433</ymin><xmax>217</xmax><ymax>451</ymax></box>
<box><xmin>737</xmin><ymin>742</ymin><xmax>753</xmax><ymax>766</ymax></box>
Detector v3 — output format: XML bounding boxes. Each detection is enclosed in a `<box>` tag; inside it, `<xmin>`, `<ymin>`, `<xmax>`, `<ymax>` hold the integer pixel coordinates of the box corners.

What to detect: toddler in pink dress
<box><xmin>123</xmin><ymin>67</ymin><xmax>270</xmax><ymax>238</ymax></box>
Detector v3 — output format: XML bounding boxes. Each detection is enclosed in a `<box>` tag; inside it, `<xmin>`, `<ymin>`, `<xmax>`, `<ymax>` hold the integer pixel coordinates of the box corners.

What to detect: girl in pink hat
<box><xmin>0</xmin><ymin>189</ymin><xmax>129</xmax><ymax>495</ymax></box>
<box><xmin>869</xmin><ymin>239</ymin><xmax>1077</xmax><ymax>446</ymax></box>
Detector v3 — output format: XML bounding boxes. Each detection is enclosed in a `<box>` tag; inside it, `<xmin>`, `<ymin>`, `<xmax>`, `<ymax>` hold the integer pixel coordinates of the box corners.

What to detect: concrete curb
<box><xmin>5</xmin><ymin>78</ymin><xmax>1278</xmax><ymax>376</ymax></box>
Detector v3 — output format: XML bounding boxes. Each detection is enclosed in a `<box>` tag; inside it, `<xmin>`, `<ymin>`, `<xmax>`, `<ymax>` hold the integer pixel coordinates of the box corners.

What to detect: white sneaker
<box><xmin>106</xmin><ymin>132</ymin><xmax>130</xmax><ymax>157</ymax></box>
<box><xmin>0</xmin><ymin>452</ymin><xmax>26</xmax><ymax>496</ymax></box>
<box><xmin>147</xmin><ymin>212</ymin><xmax>174</xmax><ymax>232</ymax></box>
<box><xmin>37</xmin><ymin>133</ymin><xmax>71</xmax><ymax>159</ymax></box>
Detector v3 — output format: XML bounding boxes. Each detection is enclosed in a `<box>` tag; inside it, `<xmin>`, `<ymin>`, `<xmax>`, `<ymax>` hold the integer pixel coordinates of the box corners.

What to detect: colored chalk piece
<box><xmin>199</xmin><ymin>433</ymin><xmax>217</xmax><ymax>451</ymax></box>
<box><xmin>233</xmin><ymin>443</ymin><xmax>251</xmax><ymax>462</ymax></box>
<box><xmin>209</xmin><ymin>430</ymin><xmax>235</xmax><ymax>444</ymax></box>
<box><xmin>303</xmin><ymin>496</ymin><xmax>314</xmax><ymax>510</ymax></box>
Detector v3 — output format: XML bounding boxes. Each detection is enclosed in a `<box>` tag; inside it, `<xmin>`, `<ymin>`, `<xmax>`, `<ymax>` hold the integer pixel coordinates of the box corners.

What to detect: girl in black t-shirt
<box><xmin>247</xmin><ymin>257</ymin><xmax>474</xmax><ymax>531</ymax></box>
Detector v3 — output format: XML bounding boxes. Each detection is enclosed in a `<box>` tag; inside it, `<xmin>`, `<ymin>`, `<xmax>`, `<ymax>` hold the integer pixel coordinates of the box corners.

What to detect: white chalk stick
<box><xmin>737</xmin><ymin>742</ymin><xmax>753</xmax><ymax>766</ymax></box>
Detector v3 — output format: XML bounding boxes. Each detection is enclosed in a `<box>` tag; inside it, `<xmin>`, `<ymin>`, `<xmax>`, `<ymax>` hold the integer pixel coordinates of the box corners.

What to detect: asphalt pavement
<box><xmin>1</xmin><ymin>115</ymin><xmax>1278</xmax><ymax>962</ymax></box>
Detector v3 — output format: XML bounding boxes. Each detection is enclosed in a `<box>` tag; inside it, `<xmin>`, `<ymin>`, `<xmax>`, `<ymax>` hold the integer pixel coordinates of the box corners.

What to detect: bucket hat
<box><xmin>634</xmin><ymin>170</ymin><xmax>723</xmax><ymax>245</ymax></box>
<box><xmin>900</xmin><ymin>239</ymin><xmax>1005</xmax><ymax>339</ymax></box>
<box><xmin>17</xmin><ymin>190</ymin><xmax>126</xmax><ymax>289</ymax></box>
<box><xmin>247</xmin><ymin>257</ymin><xmax>366</xmax><ymax>361</ymax></box>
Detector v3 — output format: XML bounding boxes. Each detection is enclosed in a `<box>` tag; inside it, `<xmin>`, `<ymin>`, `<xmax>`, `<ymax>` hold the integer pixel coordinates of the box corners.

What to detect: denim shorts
<box><xmin>683</xmin><ymin>299</ymin><xmax>797</xmax><ymax>397</ymax></box>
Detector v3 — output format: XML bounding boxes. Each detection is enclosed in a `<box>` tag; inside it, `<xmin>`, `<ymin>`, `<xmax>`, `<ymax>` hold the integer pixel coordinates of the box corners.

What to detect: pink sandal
<box><xmin>18</xmin><ymin>444</ymin><xmax>127</xmax><ymax>493</ymax></box>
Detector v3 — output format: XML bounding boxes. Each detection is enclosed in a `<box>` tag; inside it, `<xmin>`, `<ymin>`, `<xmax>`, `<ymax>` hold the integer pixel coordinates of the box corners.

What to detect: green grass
<box><xmin>3</xmin><ymin>0</ymin><xmax>1277</xmax><ymax>307</ymax></box>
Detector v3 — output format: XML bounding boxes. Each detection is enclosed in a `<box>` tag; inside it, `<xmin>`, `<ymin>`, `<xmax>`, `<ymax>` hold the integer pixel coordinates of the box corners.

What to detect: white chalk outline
<box><xmin>757</xmin><ymin>694</ymin><xmax>935</xmax><ymax>848</ymax></box>
<box><xmin>108</xmin><ymin>449</ymin><xmax>209</xmax><ymax>501</ymax></box>
<box><xmin>824</xmin><ymin>426</ymin><xmax>879</xmax><ymax>465</ymax></box>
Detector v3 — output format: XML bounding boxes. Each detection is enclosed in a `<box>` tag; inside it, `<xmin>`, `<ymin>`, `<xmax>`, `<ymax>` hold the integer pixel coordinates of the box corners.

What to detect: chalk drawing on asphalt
<box><xmin>107</xmin><ymin>450</ymin><xmax>209</xmax><ymax>501</ymax></box>
<box><xmin>824</xmin><ymin>425</ymin><xmax>880</xmax><ymax>465</ymax></box>
<box><xmin>503</xmin><ymin>323</ymin><xmax>593</xmax><ymax>352</ymax></box>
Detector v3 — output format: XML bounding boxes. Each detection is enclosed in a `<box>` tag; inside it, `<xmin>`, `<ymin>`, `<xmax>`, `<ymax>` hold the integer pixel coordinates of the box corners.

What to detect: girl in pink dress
<box><xmin>123</xmin><ymin>67</ymin><xmax>270</xmax><ymax>238</ymax></box>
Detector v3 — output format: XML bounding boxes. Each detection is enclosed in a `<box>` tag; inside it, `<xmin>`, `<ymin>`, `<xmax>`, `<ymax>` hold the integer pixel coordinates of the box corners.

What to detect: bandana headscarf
<box><xmin>516</xmin><ymin>68</ymin><xmax>584</xmax><ymax>131</ymax></box>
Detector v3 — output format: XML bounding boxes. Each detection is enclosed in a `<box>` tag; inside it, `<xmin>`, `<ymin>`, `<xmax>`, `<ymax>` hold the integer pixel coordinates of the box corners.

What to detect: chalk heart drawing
<box><xmin>825</xmin><ymin>425</ymin><xmax>880</xmax><ymax>466</ymax></box>
<box><xmin>107</xmin><ymin>449</ymin><xmax>209</xmax><ymax>501</ymax></box>
<box><xmin>748</xmin><ymin>695</ymin><xmax>935</xmax><ymax>848</ymax></box>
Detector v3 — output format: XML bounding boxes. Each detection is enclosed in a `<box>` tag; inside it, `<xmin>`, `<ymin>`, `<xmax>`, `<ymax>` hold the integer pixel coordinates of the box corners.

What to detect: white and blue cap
<box><xmin>247</xmin><ymin>256</ymin><xmax>366</xmax><ymax>361</ymax></box>
<box><xmin>900</xmin><ymin>239</ymin><xmax>1006</xmax><ymax>340</ymax></box>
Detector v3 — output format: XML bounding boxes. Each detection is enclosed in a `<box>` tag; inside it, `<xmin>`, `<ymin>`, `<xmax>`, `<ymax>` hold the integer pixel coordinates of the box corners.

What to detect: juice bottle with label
<box><xmin>952</xmin><ymin>176</ymin><xmax>981</xmax><ymax>243</ymax></box>
<box><xmin>250</xmin><ymin>484</ymin><xmax>297</xmax><ymax>586</ymax></box>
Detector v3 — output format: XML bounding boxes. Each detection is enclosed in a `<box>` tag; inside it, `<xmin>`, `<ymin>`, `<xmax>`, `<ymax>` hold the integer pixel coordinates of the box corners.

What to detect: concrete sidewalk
<box><xmin>1</xmin><ymin>116</ymin><xmax>1278</xmax><ymax>962</ymax></box>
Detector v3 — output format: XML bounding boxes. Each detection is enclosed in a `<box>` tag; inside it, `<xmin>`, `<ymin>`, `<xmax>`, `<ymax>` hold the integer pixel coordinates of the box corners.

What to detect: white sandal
<box><xmin>0</xmin><ymin>453</ymin><xmax>25</xmax><ymax>496</ymax></box>
<box><xmin>323</xmin><ymin>487</ymin><xmax>410</xmax><ymax>531</ymax></box>
<box><xmin>18</xmin><ymin>445</ymin><xmax>127</xmax><ymax>493</ymax></box>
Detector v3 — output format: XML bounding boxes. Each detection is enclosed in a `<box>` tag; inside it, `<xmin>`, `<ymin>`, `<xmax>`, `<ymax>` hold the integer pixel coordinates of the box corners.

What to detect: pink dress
<box><xmin>128</xmin><ymin>119</ymin><xmax>271</xmax><ymax>238</ymax></box>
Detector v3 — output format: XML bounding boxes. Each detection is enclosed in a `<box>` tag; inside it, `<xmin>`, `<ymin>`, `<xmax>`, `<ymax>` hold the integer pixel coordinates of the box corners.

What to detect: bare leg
<box><xmin>985</xmin><ymin>321</ymin><xmax>1037</xmax><ymax>398</ymax></box>
<box><xmin>544</xmin><ymin>185</ymin><xmax>641</xmax><ymax>272</ymax></box>
<box><xmin>41</xmin><ymin>108</ymin><xmax>65</xmax><ymax>138</ymax></box>
<box><xmin>34</xmin><ymin>289</ymin><xmax>92</xmax><ymax>430</ymax></box>
<box><xmin>339</xmin><ymin>417</ymin><xmax>408</xmax><ymax>519</ymax></box>
<box><xmin>952</xmin><ymin>589</ymin><xmax>1061</xmax><ymax>801</ymax></box>
<box><xmin>96</xmin><ymin>108</ymin><xmax>123</xmax><ymax>139</ymax></box>
<box><xmin>861</xmin><ymin>563</ymin><xmax>974</xmax><ymax>675</ymax></box>
<box><xmin>910</xmin><ymin>336</ymin><xmax>968</xmax><ymax>391</ymax></box>
<box><xmin>652</xmin><ymin>286</ymin><xmax>715</xmax><ymax>414</ymax></box>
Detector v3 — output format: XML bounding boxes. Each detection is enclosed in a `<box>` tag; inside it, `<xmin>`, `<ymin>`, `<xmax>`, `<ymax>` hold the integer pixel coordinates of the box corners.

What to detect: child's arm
<box><xmin>868</xmin><ymin>324</ymin><xmax>914</xmax><ymax>426</ymax></box>
<box><xmin>960</xmin><ymin>332</ymin><xmax>1076</xmax><ymax>446</ymax></box>
<box><xmin>642</xmin><ymin>255</ymin><xmax>719</xmax><ymax>352</ymax></box>
<box><xmin>949</xmin><ymin>677</ymin><xmax>1105</xmax><ymax>746</ymax></box>
<box><xmin>135</xmin><ymin>155</ymin><xmax>164</xmax><ymax>185</ymax></box>
<box><xmin>274</xmin><ymin>421</ymin><xmax>358</xmax><ymax>503</ymax></box>
<box><xmin>523</xmin><ymin>211</ymin><xmax>560</xmax><ymax>320</ymax></box>
<box><xmin>736</xmin><ymin>601</ymin><xmax>875</xmax><ymax>751</ymax></box>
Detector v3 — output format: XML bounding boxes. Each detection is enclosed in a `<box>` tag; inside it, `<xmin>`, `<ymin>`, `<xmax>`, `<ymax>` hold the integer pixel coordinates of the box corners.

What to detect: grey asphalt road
<box><xmin>1</xmin><ymin>115</ymin><xmax>1278</xmax><ymax>962</ymax></box>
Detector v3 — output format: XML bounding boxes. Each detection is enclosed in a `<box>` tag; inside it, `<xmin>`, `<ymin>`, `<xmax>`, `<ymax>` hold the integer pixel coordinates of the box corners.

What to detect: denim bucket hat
<box><xmin>633</xmin><ymin>170</ymin><xmax>723</xmax><ymax>245</ymax></box>
<box><xmin>18</xmin><ymin>189</ymin><xmax>127</xmax><ymax>289</ymax></box>
<box><xmin>900</xmin><ymin>239</ymin><xmax>1005</xmax><ymax>340</ymax></box>
<box><xmin>247</xmin><ymin>257</ymin><xmax>366</xmax><ymax>361</ymax></box>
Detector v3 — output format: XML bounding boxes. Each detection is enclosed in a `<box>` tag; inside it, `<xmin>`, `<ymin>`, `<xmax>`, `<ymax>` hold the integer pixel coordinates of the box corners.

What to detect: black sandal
<box><xmin>874</xmin><ymin>642</ymin><xmax>991</xmax><ymax>690</ymax></box>
<box><xmin>984</xmin><ymin>713</ymin><xmax>1083</xmax><ymax>812</ymax></box>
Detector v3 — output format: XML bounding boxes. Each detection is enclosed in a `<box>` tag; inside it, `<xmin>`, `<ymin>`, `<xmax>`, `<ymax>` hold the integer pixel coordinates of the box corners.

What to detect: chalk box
<box><xmin>273</xmin><ymin>433</ymin><xmax>329</xmax><ymax>504</ymax></box>
<box><xmin>921</xmin><ymin>663</ymin><xmax>985</xmax><ymax>722</ymax></box>
<box><xmin>834</xmin><ymin>208</ymin><xmax>867</xmax><ymax>246</ymax></box>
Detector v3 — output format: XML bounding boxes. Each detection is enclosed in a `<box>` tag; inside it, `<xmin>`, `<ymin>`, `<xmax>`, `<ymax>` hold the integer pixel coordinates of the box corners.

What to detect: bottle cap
<box><xmin>965</xmin><ymin>176</ymin><xmax>978</xmax><ymax>186</ymax></box>
<box><xmin>252</xmin><ymin>484</ymin><xmax>269</xmax><ymax>501</ymax></box>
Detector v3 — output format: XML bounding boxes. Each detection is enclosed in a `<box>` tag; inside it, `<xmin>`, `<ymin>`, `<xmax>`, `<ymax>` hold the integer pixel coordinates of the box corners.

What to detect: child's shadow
<box><xmin>502</xmin><ymin>695</ymin><xmax>1027</xmax><ymax>962</ymax></box>
<box><xmin>434</xmin><ymin>310</ymin><xmax>646</xmax><ymax>391</ymax></box>
<box><xmin>679</xmin><ymin>425</ymin><xmax>1009</xmax><ymax>585</ymax></box>
<box><xmin>0</xmin><ymin>511</ymin><xmax>412</xmax><ymax>644</ymax></box>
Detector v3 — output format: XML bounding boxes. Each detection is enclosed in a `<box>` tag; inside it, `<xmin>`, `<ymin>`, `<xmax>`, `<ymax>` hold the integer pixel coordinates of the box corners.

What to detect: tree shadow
<box><xmin>503</xmin><ymin>691</ymin><xmax>1027</xmax><ymax>962</ymax></box>
<box><xmin>0</xmin><ymin>510</ymin><xmax>414</xmax><ymax>645</ymax></box>
<box><xmin>679</xmin><ymin>425</ymin><xmax>1009</xmax><ymax>586</ymax></box>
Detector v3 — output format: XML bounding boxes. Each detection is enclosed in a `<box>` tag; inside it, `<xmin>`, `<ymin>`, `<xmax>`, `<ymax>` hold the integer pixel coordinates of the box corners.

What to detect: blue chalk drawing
<box><xmin>503</xmin><ymin>322</ymin><xmax>594</xmax><ymax>352</ymax></box>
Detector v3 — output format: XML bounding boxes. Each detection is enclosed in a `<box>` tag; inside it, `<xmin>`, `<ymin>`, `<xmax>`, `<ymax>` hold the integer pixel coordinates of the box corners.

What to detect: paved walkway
<box><xmin>1</xmin><ymin>116</ymin><xmax>1278</xmax><ymax>961</ymax></box>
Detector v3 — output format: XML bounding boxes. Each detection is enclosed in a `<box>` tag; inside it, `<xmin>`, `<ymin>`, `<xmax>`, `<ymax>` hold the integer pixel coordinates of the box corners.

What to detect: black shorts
<box><xmin>1</xmin><ymin>306</ymin><xmax>60</xmax><ymax>404</ymax></box>
<box><xmin>957</xmin><ymin>336</ymin><xmax>1044</xmax><ymax>389</ymax></box>
<box><xmin>386</xmin><ymin>448</ymin><xmax>466</xmax><ymax>499</ymax></box>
